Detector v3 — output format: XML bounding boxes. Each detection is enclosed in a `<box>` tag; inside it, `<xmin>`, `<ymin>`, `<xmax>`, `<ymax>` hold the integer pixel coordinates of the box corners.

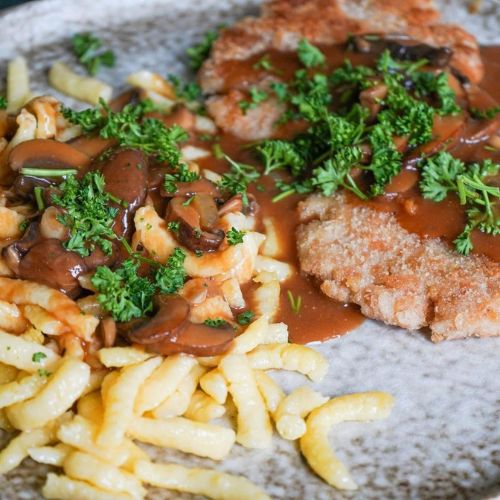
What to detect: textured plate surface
<box><xmin>0</xmin><ymin>1</ymin><xmax>499</xmax><ymax>499</ymax></box>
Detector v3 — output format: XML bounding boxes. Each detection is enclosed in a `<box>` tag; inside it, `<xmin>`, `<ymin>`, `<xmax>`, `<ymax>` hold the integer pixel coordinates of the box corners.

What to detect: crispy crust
<box><xmin>296</xmin><ymin>194</ymin><xmax>500</xmax><ymax>341</ymax></box>
<box><xmin>200</xmin><ymin>0</ymin><xmax>483</xmax><ymax>139</ymax></box>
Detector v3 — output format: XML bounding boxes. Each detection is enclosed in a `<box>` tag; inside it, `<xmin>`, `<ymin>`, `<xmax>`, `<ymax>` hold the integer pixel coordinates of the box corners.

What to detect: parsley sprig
<box><xmin>420</xmin><ymin>152</ymin><xmax>499</xmax><ymax>254</ymax></box>
<box><xmin>71</xmin><ymin>32</ymin><xmax>115</xmax><ymax>75</ymax></box>
<box><xmin>0</xmin><ymin>96</ymin><xmax>7</xmax><ymax>110</ymax></box>
<box><xmin>218</xmin><ymin>155</ymin><xmax>260</xmax><ymax>206</ymax></box>
<box><xmin>62</xmin><ymin>99</ymin><xmax>188</xmax><ymax>167</ymax></box>
<box><xmin>187</xmin><ymin>27</ymin><xmax>223</xmax><ymax>71</ymax></box>
<box><xmin>92</xmin><ymin>247</ymin><xmax>187</xmax><ymax>322</ymax></box>
<box><xmin>226</xmin><ymin>227</ymin><xmax>246</xmax><ymax>245</ymax></box>
<box><xmin>51</xmin><ymin>172</ymin><xmax>119</xmax><ymax>258</ymax></box>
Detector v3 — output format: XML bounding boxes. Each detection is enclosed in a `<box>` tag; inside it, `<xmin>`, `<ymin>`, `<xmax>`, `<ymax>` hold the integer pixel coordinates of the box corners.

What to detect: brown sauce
<box><xmin>200</xmin><ymin>44</ymin><xmax>500</xmax><ymax>343</ymax></box>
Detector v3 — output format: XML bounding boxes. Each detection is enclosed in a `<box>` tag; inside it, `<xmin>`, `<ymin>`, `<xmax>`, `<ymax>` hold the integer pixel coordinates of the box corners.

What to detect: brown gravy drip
<box><xmin>198</xmin><ymin>45</ymin><xmax>500</xmax><ymax>343</ymax></box>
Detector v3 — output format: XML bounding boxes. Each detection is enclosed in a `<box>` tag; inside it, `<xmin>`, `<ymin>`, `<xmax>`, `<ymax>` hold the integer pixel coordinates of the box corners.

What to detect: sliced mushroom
<box><xmin>191</xmin><ymin>193</ymin><xmax>219</xmax><ymax>229</ymax></box>
<box><xmin>218</xmin><ymin>193</ymin><xmax>259</xmax><ymax>217</ymax></box>
<box><xmin>359</xmin><ymin>84</ymin><xmax>388</xmax><ymax>120</ymax></box>
<box><xmin>147</xmin><ymin>321</ymin><xmax>234</xmax><ymax>356</ymax></box>
<box><xmin>18</xmin><ymin>239</ymin><xmax>87</xmax><ymax>297</ymax></box>
<box><xmin>178</xmin><ymin>221</ymin><xmax>225</xmax><ymax>253</ymax></box>
<box><xmin>96</xmin><ymin>148</ymin><xmax>149</xmax><ymax>238</ymax></box>
<box><xmin>8</xmin><ymin>139</ymin><xmax>91</xmax><ymax>172</ymax></box>
<box><xmin>39</xmin><ymin>206</ymin><xmax>69</xmax><ymax>241</ymax></box>
<box><xmin>161</xmin><ymin>178</ymin><xmax>221</xmax><ymax>198</ymax></box>
<box><xmin>167</xmin><ymin>196</ymin><xmax>225</xmax><ymax>253</ymax></box>
<box><xmin>127</xmin><ymin>295</ymin><xmax>190</xmax><ymax>345</ymax></box>
<box><xmin>2</xmin><ymin>222</ymin><xmax>41</xmax><ymax>275</ymax></box>
<box><xmin>68</xmin><ymin>135</ymin><xmax>116</xmax><ymax>159</ymax></box>
<box><xmin>99</xmin><ymin>317</ymin><xmax>117</xmax><ymax>348</ymax></box>
<box><xmin>349</xmin><ymin>34</ymin><xmax>453</xmax><ymax>68</ymax></box>
<box><xmin>12</xmin><ymin>175</ymin><xmax>55</xmax><ymax>198</ymax></box>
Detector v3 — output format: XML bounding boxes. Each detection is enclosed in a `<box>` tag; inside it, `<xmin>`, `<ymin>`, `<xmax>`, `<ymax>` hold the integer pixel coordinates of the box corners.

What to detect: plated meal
<box><xmin>0</xmin><ymin>0</ymin><xmax>498</xmax><ymax>498</ymax></box>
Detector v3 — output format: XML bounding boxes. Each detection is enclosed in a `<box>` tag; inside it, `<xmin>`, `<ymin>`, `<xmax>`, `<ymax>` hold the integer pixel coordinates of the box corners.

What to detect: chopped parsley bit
<box><xmin>154</xmin><ymin>248</ymin><xmax>187</xmax><ymax>295</ymax></box>
<box><xmin>62</xmin><ymin>99</ymin><xmax>188</xmax><ymax>168</ymax></box>
<box><xmin>18</xmin><ymin>219</ymin><xmax>30</xmax><ymax>233</ymax></box>
<box><xmin>297</xmin><ymin>39</ymin><xmax>326</xmax><ymax>68</ymax></box>
<box><xmin>167</xmin><ymin>74</ymin><xmax>202</xmax><ymax>102</ymax></box>
<box><xmin>287</xmin><ymin>290</ymin><xmax>302</xmax><ymax>314</ymax></box>
<box><xmin>271</xmin><ymin>82</ymin><xmax>289</xmax><ymax>102</ymax></box>
<box><xmin>167</xmin><ymin>221</ymin><xmax>180</xmax><ymax>233</ymax></box>
<box><xmin>239</xmin><ymin>87</ymin><xmax>269</xmax><ymax>114</ymax></box>
<box><xmin>204</xmin><ymin>318</ymin><xmax>229</xmax><ymax>328</ymax></box>
<box><xmin>420</xmin><ymin>152</ymin><xmax>499</xmax><ymax>255</ymax></box>
<box><xmin>37</xmin><ymin>369</ymin><xmax>51</xmax><ymax>377</ymax></box>
<box><xmin>71</xmin><ymin>32</ymin><xmax>115</xmax><ymax>75</ymax></box>
<box><xmin>218</xmin><ymin>155</ymin><xmax>260</xmax><ymax>207</ymax></box>
<box><xmin>51</xmin><ymin>172</ymin><xmax>119</xmax><ymax>258</ymax></box>
<box><xmin>236</xmin><ymin>310</ymin><xmax>254</xmax><ymax>326</ymax></box>
<box><xmin>92</xmin><ymin>259</ymin><xmax>156</xmax><ymax>322</ymax></box>
<box><xmin>32</xmin><ymin>352</ymin><xmax>47</xmax><ymax>363</ymax></box>
<box><xmin>0</xmin><ymin>96</ymin><xmax>7</xmax><ymax>109</ymax></box>
<box><xmin>164</xmin><ymin>163</ymin><xmax>200</xmax><ymax>193</ymax></box>
<box><xmin>469</xmin><ymin>106</ymin><xmax>500</xmax><ymax>120</ymax></box>
<box><xmin>187</xmin><ymin>26</ymin><xmax>223</xmax><ymax>71</ymax></box>
<box><xmin>253</xmin><ymin>55</ymin><xmax>274</xmax><ymax>71</ymax></box>
<box><xmin>226</xmin><ymin>227</ymin><xmax>246</xmax><ymax>245</ymax></box>
<box><xmin>195</xmin><ymin>250</ymin><xmax>204</xmax><ymax>257</ymax></box>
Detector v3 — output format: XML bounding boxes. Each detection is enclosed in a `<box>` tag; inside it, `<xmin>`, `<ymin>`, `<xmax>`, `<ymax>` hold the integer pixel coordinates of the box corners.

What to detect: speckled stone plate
<box><xmin>0</xmin><ymin>1</ymin><xmax>499</xmax><ymax>499</ymax></box>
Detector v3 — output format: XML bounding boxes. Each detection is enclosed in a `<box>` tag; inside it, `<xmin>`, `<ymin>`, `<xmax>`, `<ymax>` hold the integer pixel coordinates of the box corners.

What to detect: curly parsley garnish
<box><xmin>239</xmin><ymin>87</ymin><xmax>269</xmax><ymax>114</ymax></box>
<box><xmin>420</xmin><ymin>153</ymin><xmax>499</xmax><ymax>255</ymax></box>
<box><xmin>297</xmin><ymin>39</ymin><xmax>326</xmax><ymax>68</ymax></box>
<box><xmin>154</xmin><ymin>248</ymin><xmax>187</xmax><ymax>295</ymax></box>
<box><xmin>51</xmin><ymin>172</ymin><xmax>119</xmax><ymax>258</ymax></box>
<box><xmin>92</xmin><ymin>259</ymin><xmax>156</xmax><ymax>322</ymax></box>
<box><xmin>71</xmin><ymin>32</ymin><xmax>115</xmax><ymax>75</ymax></box>
<box><xmin>92</xmin><ymin>247</ymin><xmax>187</xmax><ymax>322</ymax></box>
<box><xmin>62</xmin><ymin>99</ymin><xmax>188</xmax><ymax>167</ymax></box>
<box><xmin>0</xmin><ymin>96</ymin><xmax>7</xmax><ymax>110</ymax></box>
<box><xmin>236</xmin><ymin>310</ymin><xmax>254</xmax><ymax>326</ymax></box>
<box><xmin>187</xmin><ymin>26</ymin><xmax>223</xmax><ymax>71</ymax></box>
<box><xmin>218</xmin><ymin>155</ymin><xmax>260</xmax><ymax>206</ymax></box>
<box><xmin>226</xmin><ymin>227</ymin><xmax>246</xmax><ymax>245</ymax></box>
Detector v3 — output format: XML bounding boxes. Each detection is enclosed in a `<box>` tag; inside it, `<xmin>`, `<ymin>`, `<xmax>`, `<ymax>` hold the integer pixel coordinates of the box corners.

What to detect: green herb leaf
<box><xmin>187</xmin><ymin>27</ymin><xmax>222</xmax><ymax>71</ymax></box>
<box><xmin>167</xmin><ymin>75</ymin><xmax>202</xmax><ymax>102</ymax></box>
<box><xmin>164</xmin><ymin>163</ymin><xmax>200</xmax><ymax>194</ymax></box>
<box><xmin>32</xmin><ymin>352</ymin><xmax>47</xmax><ymax>363</ymax></box>
<box><xmin>0</xmin><ymin>96</ymin><xmax>7</xmax><ymax>110</ymax></box>
<box><xmin>71</xmin><ymin>32</ymin><xmax>115</xmax><ymax>75</ymax></box>
<box><xmin>226</xmin><ymin>227</ymin><xmax>245</xmax><ymax>245</ymax></box>
<box><xmin>92</xmin><ymin>259</ymin><xmax>156</xmax><ymax>322</ymax></box>
<box><xmin>236</xmin><ymin>310</ymin><xmax>254</xmax><ymax>326</ymax></box>
<box><xmin>154</xmin><ymin>248</ymin><xmax>187</xmax><ymax>295</ymax></box>
<box><xmin>297</xmin><ymin>39</ymin><xmax>326</xmax><ymax>68</ymax></box>
<box><xmin>204</xmin><ymin>318</ymin><xmax>229</xmax><ymax>328</ymax></box>
<box><xmin>469</xmin><ymin>106</ymin><xmax>500</xmax><ymax>120</ymax></box>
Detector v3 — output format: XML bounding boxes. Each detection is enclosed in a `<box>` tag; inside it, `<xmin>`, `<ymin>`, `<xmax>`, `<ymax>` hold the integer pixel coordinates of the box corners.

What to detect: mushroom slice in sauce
<box><xmin>167</xmin><ymin>196</ymin><xmax>225</xmax><ymax>253</ymax></box>
<box><xmin>8</xmin><ymin>139</ymin><xmax>91</xmax><ymax>172</ymax></box>
<box><xmin>127</xmin><ymin>295</ymin><xmax>190</xmax><ymax>345</ymax></box>
<box><xmin>161</xmin><ymin>178</ymin><xmax>221</xmax><ymax>198</ymax></box>
<box><xmin>17</xmin><ymin>239</ymin><xmax>87</xmax><ymax>297</ymax></box>
<box><xmin>147</xmin><ymin>321</ymin><xmax>234</xmax><ymax>356</ymax></box>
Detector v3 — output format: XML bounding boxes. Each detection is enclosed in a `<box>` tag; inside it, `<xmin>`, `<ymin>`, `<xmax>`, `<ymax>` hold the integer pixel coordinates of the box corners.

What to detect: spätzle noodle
<box><xmin>254</xmin><ymin>370</ymin><xmax>285</xmax><ymax>414</ymax></box>
<box><xmin>275</xmin><ymin>387</ymin><xmax>328</xmax><ymax>440</ymax></box>
<box><xmin>184</xmin><ymin>389</ymin><xmax>226</xmax><ymax>422</ymax></box>
<box><xmin>128</xmin><ymin>416</ymin><xmax>235</xmax><ymax>460</ymax></box>
<box><xmin>300</xmin><ymin>392</ymin><xmax>395</xmax><ymax>490</ymax></box>
<box><xmin>27</xmin><ymin>443</ymin><xmax>72</xmax><ymax>466</ymax></box>
<box><xmin>63</xmin><ymin>450</ymin><xmax>147</xmax><ymax>499</ymax></box>
<box><xmin>6</xmin><ymin>56</ymin><xmax>32</xmax><ymax>114</ymax></box>
<box><xmin>247</xmin><ymin>343</ymin><xmax>328</xmax><ymax>382</ymax></box>
<box><xmin>0</xmin><ymin>371</ymin><xmax>48</xmax><ymax>409</ymax></box>
<box><xmin>6</xmin><ymin>358</ymin><xmax>90</xmax><ymax>431</ymax></box>
<box><xmin>0</xmin><ymin>300</ymin><xmax>27</xmax><ymax>334</ymax></box>
<box><xmin>0</xmin><ymin>330</ymin><xmax>59</xmax><ymax>372</ymax></box>
<box><xmin>0</xmin><ymin>278</ymin><xmax>98</xmax><ymax>341</ymax></box>
<box><xmin>97</xmin><ymin>357</ymin><xmax>161</xmax><ymax>448</ymax></box>
<box><xmin>199</xmin><ymin>368</ymin><xmax>228</xmax><ymax>404</ymax></box>
<box><xmin>97</xmin><ymin>347</ymin><xmax>154</xmax><ymax>367</ymax></box>
<box><xmin>135</xmin><ymin>460</ymin><xmax>271</xmax><ymax>500</ymax></box>
<box><xmin>219</xmin><ymin>354</ymin><xmax>272</xmax><ymax>449</ymax></box>
<box><xmin>42</xmin><ymin>473</ymin><xmax>134</xmax><ymax>500</ymax></box>
<box><xmin>136</xmin><ymin>355</ymin><xmax>198</xmax><ymax>414</ymax></box>
<box><xmin>49</xmin><ymin>62</ymin><xmax>112</xmax><ymax>104</ymax></box>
